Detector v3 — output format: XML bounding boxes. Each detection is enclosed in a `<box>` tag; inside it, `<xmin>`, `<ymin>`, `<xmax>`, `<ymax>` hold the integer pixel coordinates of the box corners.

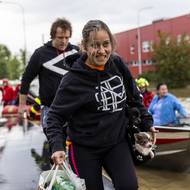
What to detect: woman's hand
<box><xmin>149</xmin><ymin>127</ymin><xmax>159</xmax><ymax>144</ymax></box>
<box><xmin>51</xmin><ymin>151</ymin><xmax>66</xmax><ymax>165</ymax></box>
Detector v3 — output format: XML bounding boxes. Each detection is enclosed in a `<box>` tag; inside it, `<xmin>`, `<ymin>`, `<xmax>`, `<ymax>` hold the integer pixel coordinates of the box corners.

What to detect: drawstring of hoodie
<box><xmin>97</xmin><ymin>72</ymin><xmax>103</xmax><ymax>107</ymax></box>
<box><xmin>96</xmin><ymin>60</ymin><xmax>115</xmax><ymax>109</ymax></box>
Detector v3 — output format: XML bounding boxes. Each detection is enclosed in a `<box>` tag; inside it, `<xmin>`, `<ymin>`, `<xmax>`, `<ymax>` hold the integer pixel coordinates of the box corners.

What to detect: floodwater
<box><xmin>137</xmin><ymin>167</ymin><xmax>190</xmax><ymax>190</ymax></box>
<box><xmin>0</xmin><ymin>98</ymin><xmax>189</xmax><ymax>190</ymax></box>
<box><xmin>180</xmin><ymin>97</ymin><xmax>190</xmax><ymax>111</ymax></box>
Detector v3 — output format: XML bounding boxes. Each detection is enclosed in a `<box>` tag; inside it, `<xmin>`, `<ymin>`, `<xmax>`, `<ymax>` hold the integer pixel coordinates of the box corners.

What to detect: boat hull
<box><xmin>144</xmin><ymin>125</ymin><xmax>190</xmax><ymax>172</ymax></box>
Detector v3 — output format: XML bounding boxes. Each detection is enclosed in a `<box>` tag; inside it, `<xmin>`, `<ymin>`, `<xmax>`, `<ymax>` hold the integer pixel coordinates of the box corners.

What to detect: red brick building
<box><xmin>114</xmin><ymin>13</ymin><xmax>190</xmax><ymax>77</ymax></box>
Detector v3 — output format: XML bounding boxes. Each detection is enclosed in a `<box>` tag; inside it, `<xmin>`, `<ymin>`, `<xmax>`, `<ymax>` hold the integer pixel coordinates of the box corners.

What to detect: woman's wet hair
<box><xmin>50</xmin><ymin>18</ymin><xmax>72</xmax><ymax>39</ymax></box>
<box><xmin>82</xmin><ymin>20</ymin><xmax>116</xmax><ymax>51</ymax></box>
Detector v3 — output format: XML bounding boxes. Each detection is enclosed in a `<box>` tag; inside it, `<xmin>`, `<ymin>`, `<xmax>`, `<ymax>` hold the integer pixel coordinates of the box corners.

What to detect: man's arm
<box><xmin>19</xmin><ymin>94</ymin><xmax>28</xmax><ymax>106</ymax></box>
<box><xmin>173</xmin><ymin>96</ymin><xmax>188</xmax><ymax>117</ymax></box>
<box><xmin>20</xmin><ymin>49</ymin><xmax>41</xmax><ymax>95</ymax></box>
<box><xmin>18</xmin><ymin>94</ymin><xmax>28</xmax><ymax>116</ymax></box>
<box><xmin>19</xmin><ymin>49</ymin><xmax>41</xmax><ymax>115</ymax></box>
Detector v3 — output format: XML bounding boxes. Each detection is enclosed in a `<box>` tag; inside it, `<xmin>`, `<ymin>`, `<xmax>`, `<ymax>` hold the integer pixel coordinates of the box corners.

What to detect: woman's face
<box><xmin>85</xmin><ymin>29</ymin><xmax>112</xmax><ymax>67</ymax></box>
<box><xmin>158</xmin><ymin>84</ymin><xmax>168</xmax><ymax>97</ymax></box>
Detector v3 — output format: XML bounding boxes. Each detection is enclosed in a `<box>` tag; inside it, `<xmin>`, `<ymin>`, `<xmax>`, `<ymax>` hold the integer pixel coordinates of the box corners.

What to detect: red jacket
<box><xmin>142</xmin><ymin>90</ymin><xmax>154</xmax><ymax>108</ymax></box>
<box><xmin>0</xmin><ymin>85</ymin><xmax>14</xmax><ymax>103</ymax></box>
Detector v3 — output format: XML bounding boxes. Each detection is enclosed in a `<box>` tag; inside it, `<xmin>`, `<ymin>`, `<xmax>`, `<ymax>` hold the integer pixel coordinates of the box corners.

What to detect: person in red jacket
<box><xmin>13</xmin><ymin>83</ymin><xmax>21</xmax><ymax>105</ymax></box>
<box><xmin>136</xmin><ymin>77</ymin><xmax>154</xmax><ymax>108</ymax></box>
<box><xmin>0</xmin><ymin>79</ymin><xmax>14</xmax><ymax>106</ymax></box>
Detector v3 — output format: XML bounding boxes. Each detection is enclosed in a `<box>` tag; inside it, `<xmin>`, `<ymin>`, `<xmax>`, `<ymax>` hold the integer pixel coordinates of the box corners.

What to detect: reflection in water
<box><xmin>31</xmin><ymin>141</ymin><xmax>51</xmax><ymax>171</ymax></box>
<box><xmin>181</xmin><ymin>98</ymin><xmax>190</xmax><ymax>111</ymax></box>
<box><xmin>0</xmin><ymin>127</ymin><xmax>8</xmax><ymax>160</ymax></box>
<box><xmin>0</xmin><ymin>120</ymin><xmax>46</xmax><ymax>190</ymax></box>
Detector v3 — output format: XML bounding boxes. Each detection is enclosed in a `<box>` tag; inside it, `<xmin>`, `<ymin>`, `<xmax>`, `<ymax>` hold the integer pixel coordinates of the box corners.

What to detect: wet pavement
<box><xmin>0</xmin><ymin>120</ymin><xmax>48</xmax><ymax>190</ymax></box>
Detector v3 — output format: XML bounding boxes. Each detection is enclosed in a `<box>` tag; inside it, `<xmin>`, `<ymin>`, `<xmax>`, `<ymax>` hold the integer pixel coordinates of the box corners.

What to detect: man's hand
<box><xmin>51</xmin><ymin>151</ymin><xmax>66</xmax><ymax>165</ymax></box>
<box><xmin>18</xmin><ymin>104</ymin><xmax>28</xmax><ymax>118</ymax></box>
<box><xmin>18</xmin><ymin>94</ymin><xmax>28</xmax><ymax>118</ymax></box>
<box><xmin>149</xmin><ymin>127</ymin><xmax>159</xmax><ymax>144</ymax></box>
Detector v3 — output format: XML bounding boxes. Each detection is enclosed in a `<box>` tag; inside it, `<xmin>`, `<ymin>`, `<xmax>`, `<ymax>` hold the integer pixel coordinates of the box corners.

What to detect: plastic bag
<box><xmin>38</xmin><ymin>165</ymin><xmax>67</xmax><ymax>190</ymax></box>
<box><xmin>38</xmin><ymin>161</ymin><xmax>86</xmax><ymax>190</ymax></box>
<box><xmin>61</xmin><ymin>161</ymin><xmax>86</xmax><ymax>190</ymax></box>
<box><xmin>53</xmin><ymin>175</ymin><xmax>75</xmax><ymax>190</ymax></box>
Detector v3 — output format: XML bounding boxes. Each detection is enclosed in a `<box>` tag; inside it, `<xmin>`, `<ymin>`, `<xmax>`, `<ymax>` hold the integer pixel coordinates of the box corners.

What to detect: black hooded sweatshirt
<box><xmin>46</xmin><ymin>53</ymin><xmax>153</xmax><ymax>153</ymax></box>
<box><xmin>20</xmin><ymin>41</ymin><xmax>79</xmax><ymax>106</ymax></box>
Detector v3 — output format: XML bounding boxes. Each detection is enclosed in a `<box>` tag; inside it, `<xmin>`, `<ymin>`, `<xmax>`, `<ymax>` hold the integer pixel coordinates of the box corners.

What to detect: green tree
<box><xmin>0</xmin><ymin>44</ymin><xmax>11</xmax><ymax>78</ymax></box>
<box><xmin>7</xmin><ymin>56</ymin><xmax>23</xmax><ymax>79</ymax></box>
<box><xmin>0</xmin><ymin>44</ymin><xmax>24</xmax><ymax>79</ymax></box>
<box><xmin>152</xmin><ymin>32</ymin><xmax>190</xmax><ymax>88</ymax></box>
<box><xmin>19</xmin><ymin>48</ymin><xmax>27</xmax><ymax>66</ymax></box>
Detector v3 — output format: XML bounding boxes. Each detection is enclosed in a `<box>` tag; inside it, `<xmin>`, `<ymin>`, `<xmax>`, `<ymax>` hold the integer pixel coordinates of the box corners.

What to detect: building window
<box><xmin>130</xmin><ymin>45</ymin><xmax>135</xmax><ymax>54</ymax></box>
<box><xmin>177</xmin><ymin>34</ymin><xmax>182</xmax><ymax>44</ymax></box>
<box><xmin>146</xmin><ymin>60</ymin><xmax>153</xmax><ymax>65</ymax></box>
<box><xmin>129</xmin><ymin>60</ymin><xmax>138</xmax><ymax>66</ymax></box>
<box><xmin>150</xmin><ymin>40</ymin><xmax>154</xmax><ymax>51</ymax></box>
<box><xmin>142</xmin><ymin>41</ymin><xmax>150</xmax><ymax>52</ymax></box>
<box><xmin>184</xmin><ymin>34</ymin><xmax>190</xmax><ymax>42</ymax></box>
<box><xmin>152</xmin><ymin>59</ymin><xmax>156</xmax><ymax>64</ymax></box>
<box><xmin>132</xmin><ymin>60</ymin><xmax>137</xmax><ymax>66</ymax></box>
<box><xmin>165</xmin><ymin>37</ymin><xmax>170</xmax><ymax>45</ymax></box>
<box><xmin>140</xmin><ymin>60</ymin><xmax>154</xmax><ymax>65</ymax></box>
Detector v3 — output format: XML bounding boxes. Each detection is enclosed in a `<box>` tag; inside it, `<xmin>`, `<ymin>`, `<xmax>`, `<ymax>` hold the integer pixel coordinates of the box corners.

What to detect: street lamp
<box><xmin>137</xmin><ymin>6</ymin><xmax>153</xmax><ymax>75</ymax></box>
<box><xmin>0</xmin><ymin>0</ymin><xmax>27</xmax><ymax>65</ymax></box>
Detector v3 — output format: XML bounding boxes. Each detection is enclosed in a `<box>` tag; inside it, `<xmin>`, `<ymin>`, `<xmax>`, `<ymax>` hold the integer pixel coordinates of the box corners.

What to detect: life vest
<box><xmin>2</xmin><ymin>105</ymin><xmax>18</xmax><ymax>117</ymax></box>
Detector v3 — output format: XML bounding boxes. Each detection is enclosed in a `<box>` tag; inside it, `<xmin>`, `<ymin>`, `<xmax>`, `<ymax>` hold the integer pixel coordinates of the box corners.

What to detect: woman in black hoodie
<box><xmin>46</xmin><ymin>20</ymin><xmax>157</xmax><ymax>190</ymax></box>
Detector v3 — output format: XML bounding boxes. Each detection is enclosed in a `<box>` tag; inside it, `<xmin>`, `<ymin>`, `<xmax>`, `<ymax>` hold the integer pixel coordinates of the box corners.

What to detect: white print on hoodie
<box><xmin>95</xmin><ymin>75</ymin><xmax>126</xmax><ymax>112</ymax></box>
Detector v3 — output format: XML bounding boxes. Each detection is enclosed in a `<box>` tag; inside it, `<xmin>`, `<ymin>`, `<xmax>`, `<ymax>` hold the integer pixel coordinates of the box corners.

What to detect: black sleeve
<box><xmin>113</xmin><ymin>55</ymin><xmax>153</xmax><ymax>131</ymax></box>
<box><xmin>46</xmin><ymin>74</ymin><xmax>84</xmax><ymax>153</ymax></box>
<box><xmin>20</xmin><ymin>49</ymin><xmax>42</xmax><ymax>94</ymax></box>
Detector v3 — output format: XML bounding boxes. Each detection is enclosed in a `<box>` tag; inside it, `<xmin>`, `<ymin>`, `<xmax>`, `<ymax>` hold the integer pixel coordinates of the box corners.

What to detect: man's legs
<box><xmin>41</xmin><ymin>106</ymin><xmax>49</xmax><ymax>136</ymax></box>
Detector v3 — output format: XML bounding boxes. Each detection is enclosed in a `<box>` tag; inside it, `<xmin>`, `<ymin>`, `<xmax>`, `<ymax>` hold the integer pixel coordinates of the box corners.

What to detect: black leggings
<box><xmin>68</xmin><ymin>141</ymin><xmax>138</xmax><ymax>190</ymax></box>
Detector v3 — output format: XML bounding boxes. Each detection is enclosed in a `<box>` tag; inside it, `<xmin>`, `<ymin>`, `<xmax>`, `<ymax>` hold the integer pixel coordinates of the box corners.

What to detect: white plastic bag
<box><xmin>61</xmin><ymin>161</ymin><xmax>86</xmax><ymax>190</ymax></box>
<box><xmin>38</xmin><ymin>161</ymin><xmax>86</xmax><ymax>190</ymax></box>
<box><xmin>38</xmin><ymin>164</ymin><xmax>67</xmax><ymax>190</ymax></box>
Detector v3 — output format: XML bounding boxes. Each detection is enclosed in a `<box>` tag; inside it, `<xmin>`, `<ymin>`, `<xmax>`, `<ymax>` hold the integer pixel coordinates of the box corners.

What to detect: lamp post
<box><xmin>137</xmin><ymin>6</ymin><xmax>153</xmax><ymax>75</ymax></box>
<box><xmin>0</xmin><ymin>0</ymin><xmax>27</xmax><ymax>65</ymax></box>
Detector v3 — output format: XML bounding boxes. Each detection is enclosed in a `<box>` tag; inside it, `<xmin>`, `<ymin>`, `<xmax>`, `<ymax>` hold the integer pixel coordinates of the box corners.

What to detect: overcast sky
<box><xmin>1</xmin><ymin>0</ymin><xmax>190</xmax><ymax>55</ymax></box>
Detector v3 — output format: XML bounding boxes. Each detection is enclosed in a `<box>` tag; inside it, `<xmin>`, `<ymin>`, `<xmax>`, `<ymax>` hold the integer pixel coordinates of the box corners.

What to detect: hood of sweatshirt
<box><xmin>65</xmin><ymin>52</ymin><xmax>120</xmax><ymax>79</ymax></box>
